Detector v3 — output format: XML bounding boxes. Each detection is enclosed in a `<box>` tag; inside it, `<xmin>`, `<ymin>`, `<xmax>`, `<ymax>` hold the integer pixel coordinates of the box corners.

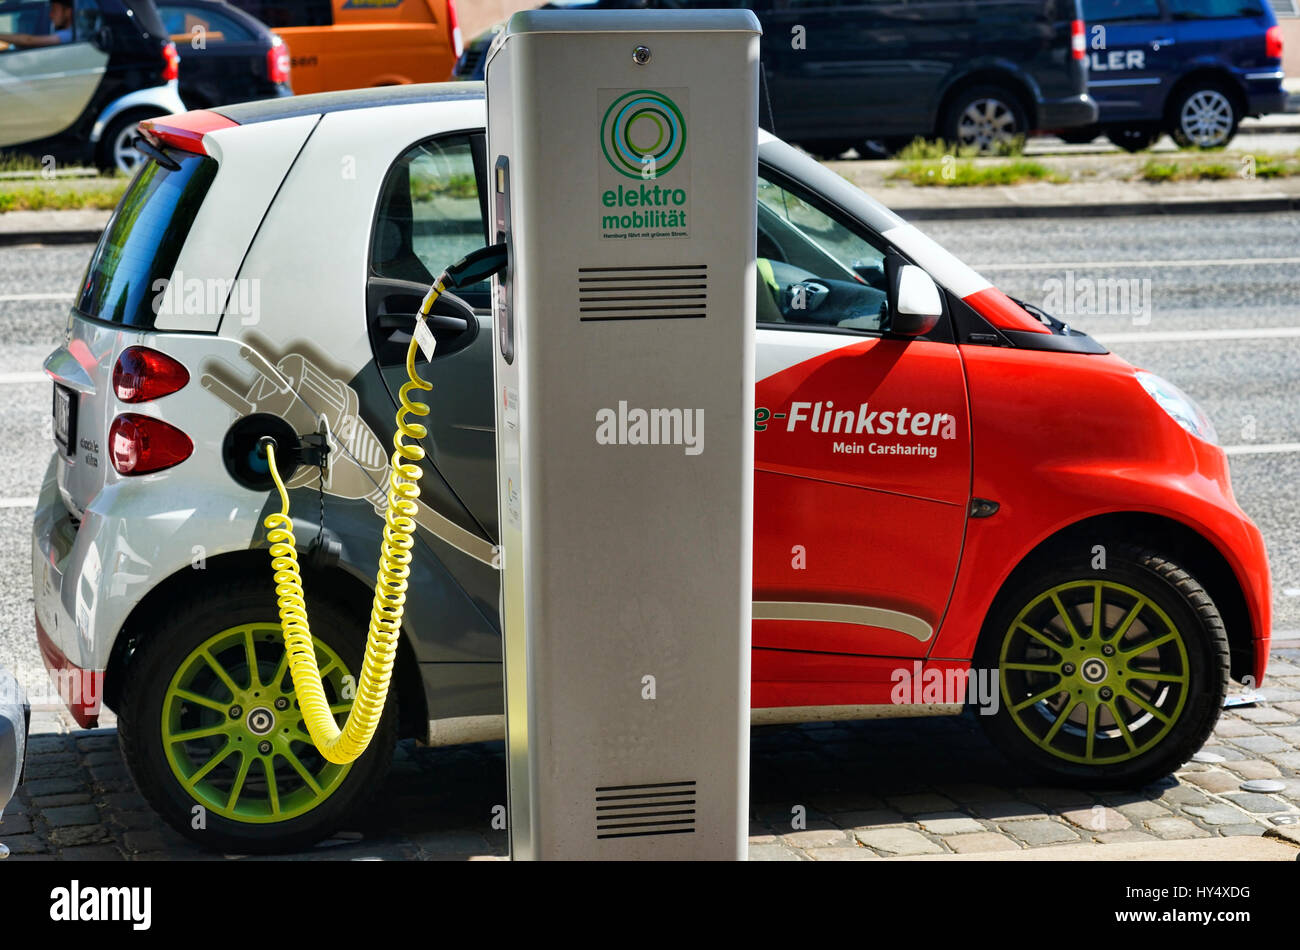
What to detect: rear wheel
<box><xmin>1106</xmin><ymin>125</ymin><xmax>1161</xmax><ymax>152</ymax></box>
<box><xmin>1058</xmin><ymin>125</ymin><xmax>1100</xmax><ymax>145</ymax></box>
<box><xmin>118</xmin><ymin>579</ymin><xmax>397</xmax><ymax>853</ymax></box>
<box><xmin>942</xmin><ymin>85</ymin><xmax>1028</xmax><ymax>152</ymax></box>
<box><xmin>1169</xmin><ymin>84</ymin><xmax>1239</xmax><ymax>149</ymax></box>
<box><xmin>975</xmin><ymin>546</ymin><xmax>1228</xmax><ymax>787</ymax></box>
<box><xmin>96</xmin><ymin>111</ymin><xmax>164</xmax><ymax>175</ymax></box>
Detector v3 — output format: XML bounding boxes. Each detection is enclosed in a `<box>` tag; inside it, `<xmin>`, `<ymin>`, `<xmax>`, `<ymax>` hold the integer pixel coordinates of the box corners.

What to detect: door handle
<box><xmin>1151</xmin><ymin>37</ymin><xmax>1175</xmax><ymax>50</ymax></box>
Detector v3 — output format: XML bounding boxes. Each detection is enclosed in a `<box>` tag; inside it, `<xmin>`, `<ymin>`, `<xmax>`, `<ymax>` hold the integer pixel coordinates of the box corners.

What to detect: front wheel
<box><xmin>975</xmin><ymin>546</ymin><xmax>1229</xmax><ymax>788</ymax></box>
<box><xmin>118</xmin><ymin>579</ymin><xmax>397</xmax><ymax>853</ymax></box>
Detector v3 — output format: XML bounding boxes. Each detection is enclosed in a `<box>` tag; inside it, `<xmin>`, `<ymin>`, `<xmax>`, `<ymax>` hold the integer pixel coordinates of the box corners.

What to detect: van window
<box><xmin>371</xmin><ymin>134</ymin><xmax>488</xmax><ymax>301</ymax></box>
<box><xmin>76</xmin><ymin>149</ymin><xmax>218</xmax><ymax>328</ymax></box>
<box><xmin>1165</xmin><ymin>0</ymin><xmax>1264</xmax><ymax>17</ymax></box>
<box><xmin>228</xmin><ymin>0</ymin><xmax>330</xmax><ymax>29</ymax></box>
<box><xmin>1081</xmin><ymin>0</ymin><xmax>1162</xmax><ymax>21</ymax></box>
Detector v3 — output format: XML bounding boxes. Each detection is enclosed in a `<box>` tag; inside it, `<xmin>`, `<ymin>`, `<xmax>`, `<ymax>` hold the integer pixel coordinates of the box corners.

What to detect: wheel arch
<box><xmin>935</xmin><ymin>68</ymin><xmax>1039</xmax><ymax>135</ymax></box>
<box><xmin>978</xmin><ymin>511</ymin><xmax>1255</xmax><ymax>685</ymax></box>
<box><xmin>1162</xmin><ymin>68</ymin><xmax>1247</xmax><ymax>124</ymax></box>
<box><xmin>102</xmin><ymin>550</ymin><xmax>429</xmax><ymax>740</ymax></box>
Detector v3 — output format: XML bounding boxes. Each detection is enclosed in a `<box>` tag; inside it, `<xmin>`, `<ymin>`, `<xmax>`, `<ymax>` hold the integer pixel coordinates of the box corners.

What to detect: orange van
<box><xmin>227</xmin><ymin>0</ymin><xmax>463</xmax><ymax>94</ymax></box>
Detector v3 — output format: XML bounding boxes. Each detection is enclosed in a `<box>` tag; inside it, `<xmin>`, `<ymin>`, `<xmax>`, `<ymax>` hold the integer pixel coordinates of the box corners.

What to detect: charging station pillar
<box><xmin>486</xmin><ymin>10</ymin><xmax>760</xmax><ymax>859</ymax></box>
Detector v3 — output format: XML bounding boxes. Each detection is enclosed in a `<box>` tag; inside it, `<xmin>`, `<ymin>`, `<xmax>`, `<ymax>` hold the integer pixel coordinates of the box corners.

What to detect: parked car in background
<box><xmin>1063</xmin><ymin>0</ymin><xmax>1286</xmax><ymax>150</ymax></box>
<box><xmin>453</xmin><ymin>0</ymin><xmax>1099</xmax><ymax>155</ymax></box>
<box><xmin>159</xmin><ymin>0</ymin><xmax>290</xmax><ymax>108</ymax></box>
<box><xmin>224</xmin><ymin>0</ymin><xmax>461</xmax><ymax>95</ymax></box>
<box><xmin>0</xmin><ymin>0</ymin><xmax>184</xmax><ymax>173</ymax></box>
<box><xmin>0</xmin><ymin>666</ymin><xmax>28</xmax><ymax>860</ymax></box>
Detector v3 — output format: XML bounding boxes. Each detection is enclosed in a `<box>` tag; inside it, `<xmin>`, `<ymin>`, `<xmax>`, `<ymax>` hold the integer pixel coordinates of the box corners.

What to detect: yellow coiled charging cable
<box><xmin>260</xmin><ymin>245</ymin><xmax>506</xmax><ymax>764</ymax></box>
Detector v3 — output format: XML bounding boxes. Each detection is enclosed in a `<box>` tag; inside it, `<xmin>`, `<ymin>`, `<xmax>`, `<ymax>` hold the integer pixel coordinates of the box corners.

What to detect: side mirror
<box><xmin>885</xmin><ymin>257</ymin><xmax>943</xmax><ymax>337</ymax></box>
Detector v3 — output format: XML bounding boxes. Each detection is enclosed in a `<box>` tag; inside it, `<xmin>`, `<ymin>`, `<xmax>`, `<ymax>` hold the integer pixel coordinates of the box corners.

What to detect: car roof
<box><xmin>213</xmin><ymin>82</ymin><xmax>487</xmax><ymax>126</ymax></box>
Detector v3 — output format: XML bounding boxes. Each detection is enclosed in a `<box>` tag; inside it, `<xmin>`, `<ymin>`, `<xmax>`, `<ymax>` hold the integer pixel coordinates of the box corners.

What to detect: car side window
<box><xmin>0</xmin><ymin>1</ymin><xmax>53</xmax><ymax>49</ymax></box>
<box><xmin>1165</xmin><ymin>0</ymin><xmax>1263</xmax><ymax>17</ymax></box>
<box><xmin>756</xmin><ymin>172</ymin><xmax>889</xmax><ymax>332</ymax></box>
<box><xmin>1081</xmin><ymin>0</ymin><xmax>1162</xmax><ymax>22</ymax></box>
<box><xmin>161</xmin><ymin>5</ymin><xmax>257</xmax><ymax>42</ymax></box>
<box><xmin>371</xmin><ymin>134</ymin><xmax>488</xmax><ymax>300</ymax></box>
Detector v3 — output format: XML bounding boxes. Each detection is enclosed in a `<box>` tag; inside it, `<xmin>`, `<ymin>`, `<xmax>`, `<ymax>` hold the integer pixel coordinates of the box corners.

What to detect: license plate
<box><xmin>52</xmin><ymin>384</ymin><xmax>75</xmax><ymax>456</ymax></box>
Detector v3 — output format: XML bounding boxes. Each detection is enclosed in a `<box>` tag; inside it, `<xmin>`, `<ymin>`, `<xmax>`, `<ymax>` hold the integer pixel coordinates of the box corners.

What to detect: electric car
<box><xmin>33</xmin><ymin>84</ymin><xmax>1271</xmax><ymax>852</ymax></box>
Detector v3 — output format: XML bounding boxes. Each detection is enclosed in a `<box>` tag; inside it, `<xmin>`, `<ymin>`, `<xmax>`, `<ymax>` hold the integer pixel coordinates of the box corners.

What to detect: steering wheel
<box><xmin>759</xmin><ymin>258</ymin><xmax>887</xmax><ymax>328</ymax></box>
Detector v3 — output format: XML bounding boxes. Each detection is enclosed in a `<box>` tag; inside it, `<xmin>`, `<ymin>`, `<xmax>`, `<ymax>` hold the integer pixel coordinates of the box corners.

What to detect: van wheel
<box><xmin>117</xmin><ymin>579</ymin><xmax>397</xmax><ymax>854</ymax></box>
<box><xmin>1058</xmin><ymin>125</ymin><xmax>1100</xmax><ymax>145</ymax></box>
<box><xmin>1106</xmin><ymin>125</ymin><xmax>1160</xmax><ymax>153</ymax></box>
<box><xmin>97</xmin><ymin>112</ymin><xmax>162</xmax><ymax>175</ymax></box>
<box><xmin>943</xmin><ymin>85</ymin><xmax>1027</xmax><ymax>152</ymax></box>
<box><xmin>1169</xmin><ymin>84</ymin><xmax>1239</xmax><ymax>149</ymax></box>
<box><xmin>974</xmin><ymin>546</ymin><xmax>1228</xmax><ymax>788</ymax></box>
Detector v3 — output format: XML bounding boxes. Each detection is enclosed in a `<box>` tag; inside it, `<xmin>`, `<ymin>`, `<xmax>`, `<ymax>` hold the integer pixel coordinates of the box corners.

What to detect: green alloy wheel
<box><xmin>161</xmin><ymin>623</ymin><xmax>353</xmax><ymax>823</ymax></box>
<box><xmin>119</xmin><ymin>580</ymin><xmax>397</xmax><ymax>853</ymax></box>
<box><xmin>976</xmin><ymin>547</ymin><xmax>1229</xmax><ymax>787</ymax></box>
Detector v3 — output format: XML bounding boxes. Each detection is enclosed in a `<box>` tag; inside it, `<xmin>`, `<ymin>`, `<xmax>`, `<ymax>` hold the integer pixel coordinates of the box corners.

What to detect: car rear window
<box><xmin>76</xmin><ymin>149</ymin><xmax>218</xmax><ymax>328</ymax></box>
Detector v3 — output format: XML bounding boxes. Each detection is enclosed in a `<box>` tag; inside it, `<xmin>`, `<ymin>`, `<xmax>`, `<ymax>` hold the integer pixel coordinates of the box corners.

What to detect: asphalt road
<box><xmin>0</xmin><ymin>214</ymin><xmax>1297</xmax><ymax>688</ymax></box>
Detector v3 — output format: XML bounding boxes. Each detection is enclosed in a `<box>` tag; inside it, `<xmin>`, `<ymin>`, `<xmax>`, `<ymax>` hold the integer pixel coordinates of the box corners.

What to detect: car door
<box><xmin>751</xmin><ymin>169</ymin><xmax>971</xmax><ymax>660</ymax></box>
<box><xmin>1082</xmin><ymin>0</ymin><xmax>1176</xmax><ymax>121</ymax></box>
<box><xmin>0</xmin><ymin>0</ymin><xmax>108</xmax><ymax>147</ymax></box>
<box><xmin>367</xmin><ymin>130</ymin><xmax>499</xmax><ymax>539</ymax></box>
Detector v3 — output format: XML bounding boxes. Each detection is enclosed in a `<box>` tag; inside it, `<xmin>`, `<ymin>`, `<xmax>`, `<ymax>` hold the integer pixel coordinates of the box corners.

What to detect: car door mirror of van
<box><xmin>886</xmin><ymin>259</ymin><xmax>943</xmax><ymax>338</ymax></box>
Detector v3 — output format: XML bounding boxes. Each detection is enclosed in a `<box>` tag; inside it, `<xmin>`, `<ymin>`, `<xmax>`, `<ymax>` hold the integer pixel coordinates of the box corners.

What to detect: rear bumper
<box><xmin>1036</xmin><ymin>93</ymin><xmax>1099</xmax><ymax>131</ymax></box>
<box><xmin>32</xmin><ymin>454</ymin><xmax>106</xmax><ymax>727</ymax></box>
<box><xmin>0</xmin><ymin>668</ymin><xmax>28</xmax><ymax>814</ymax></box>
<box><xmin>1244</xmin><ymin>84</ymin><xmax>1287</xmax><ymax>117</ymax></box>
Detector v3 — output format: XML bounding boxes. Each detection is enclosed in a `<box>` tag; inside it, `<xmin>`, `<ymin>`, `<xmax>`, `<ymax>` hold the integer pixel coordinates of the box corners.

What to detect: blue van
<box><xmin>1066</xmin><ymin>0</ymin><xmax>1286</xmax><ymax>149</ymax></box>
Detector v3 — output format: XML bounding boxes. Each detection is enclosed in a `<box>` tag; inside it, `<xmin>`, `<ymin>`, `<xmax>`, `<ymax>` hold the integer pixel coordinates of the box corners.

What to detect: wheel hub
<box><xmin>245</xmin><ymin>706</ymin><xmax>276</xmax><ymax>736</ymax></box>
<box><xmin>1079</xmin><ymin>656</ymin><xmax>1108</xmax><ymax>684</ymax></box>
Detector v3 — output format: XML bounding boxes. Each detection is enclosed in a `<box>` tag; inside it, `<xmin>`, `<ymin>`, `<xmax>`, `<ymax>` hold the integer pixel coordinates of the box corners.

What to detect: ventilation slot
<box><xmin>578</xmin><ymin>265</ymin><xmax>706</xmax><ymax>322</ymax></box>
<box><xmin>595</xmin><ymin>780</ymin><xmax>697</xmax><ymax>839</ymax></box>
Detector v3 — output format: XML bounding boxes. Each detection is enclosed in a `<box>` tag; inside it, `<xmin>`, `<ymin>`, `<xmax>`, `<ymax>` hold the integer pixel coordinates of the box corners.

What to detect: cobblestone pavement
<box><xmin>4</xmin><ymin>643</ymin><xmax>1299</xmax><ymax>861</ymax></box>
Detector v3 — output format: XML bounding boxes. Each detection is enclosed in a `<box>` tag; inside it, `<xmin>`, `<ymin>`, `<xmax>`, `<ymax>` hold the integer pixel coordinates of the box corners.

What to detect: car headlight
<box><xmin>1136</xmin><ymin>371</ymin><xmax>1218</xmax><ymax>445</ymax></box>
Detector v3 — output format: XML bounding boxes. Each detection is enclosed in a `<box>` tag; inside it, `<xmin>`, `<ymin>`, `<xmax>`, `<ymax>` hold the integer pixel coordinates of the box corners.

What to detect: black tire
<box><xmin>1168</xmin><ymin>83</ymin><xmax>1240</xmax><ymax>149</ymax></box>
<box><xmin>974</xmin><ymin>545</ymin><xmax>1229</xmax><ymax>788</ymax></box>
<box><xmin>117</xmin><ymin>577</ymin><xmax>398</xmax><ymax>854</ymax></box>
<box><xmin>1106</xmin><ymin>125</ymin><xmax>1161</xmax><ymax>152</ymax></box>
<box><xmin>96</xmin><ymin>111</ymin><xmax>163</xmax><ymax>175</ymax></box>
<box><xmin>1058</xmin><ymin>125</ymin><xmax>1100</xmax><ymax>145</ymax></box>
<box><xmin>941</xmin><ymin>84</ymin><xmax>1028</xmax><ymax>152</ymax></box>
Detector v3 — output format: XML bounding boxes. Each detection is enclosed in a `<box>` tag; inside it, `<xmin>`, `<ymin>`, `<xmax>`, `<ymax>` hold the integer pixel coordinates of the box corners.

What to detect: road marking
<box><xmin>0</xmin><ymin>497</ymin><xmax>37</xmax><ymax>509</ymax></box>
<box><xmin>975</xmin><ymin>257</ymin><xmax>1300</xmax><ymax>272</ymax></box>
<box><xmin>0</xmin><ymin>371</ymin><xmax>48</xmax><ymax>384</ymax></box>
<box><xmin>0</xmin><ymin>292</ymin><xmax>73</xmax><ymax>302</ymax></box>
<box><xmin>1094</xmin><ymin>327</ymin><xmax>1300</xmax><ymax>344</ymax></box>
<box><xmin>1223</xmin><ymin>442</ymin><xmax>1300</xmax><ymax>456</ymax></box>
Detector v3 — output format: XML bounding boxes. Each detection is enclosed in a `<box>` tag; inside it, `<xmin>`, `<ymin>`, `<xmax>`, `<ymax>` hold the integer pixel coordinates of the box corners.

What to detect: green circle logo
<box><xmin>601</xmin><ymin>90</ymin><xmax>686</xmax><ymax>180</ymax></box>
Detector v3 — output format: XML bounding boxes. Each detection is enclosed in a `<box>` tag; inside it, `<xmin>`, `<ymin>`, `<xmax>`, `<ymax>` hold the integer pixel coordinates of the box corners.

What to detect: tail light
<box><xmin>1266</xmin><ymin>25</ymin><xmax>1283</xmax><ymax>60</ymax></box>
<box><xmin>161</xmin><ymin>41</ymin><xmax>180</xmax><ymax>81</ymax></box>
<box><xmin>1071</xmin><ymin>19</ymin><xmax>1086</xmax><ymax>61</ymax></box>
<box><xmin>113</xmin><ymin>346</ymin><xmax>190</xmax><ymax>403</ymax></box>
<box><xmin>447</xmin><ymin>0</ymin><xmax>464</xmax><ymax>61</ymax></box>
<box><xmin>110</xmin><ymin>413</ymin><xmax>193</xmax><ymax>475</ymax></box>
<box><xmin>268</xmin><ymin>35</ymin><xmax>291</xmax><ymax>84</ymax></box>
